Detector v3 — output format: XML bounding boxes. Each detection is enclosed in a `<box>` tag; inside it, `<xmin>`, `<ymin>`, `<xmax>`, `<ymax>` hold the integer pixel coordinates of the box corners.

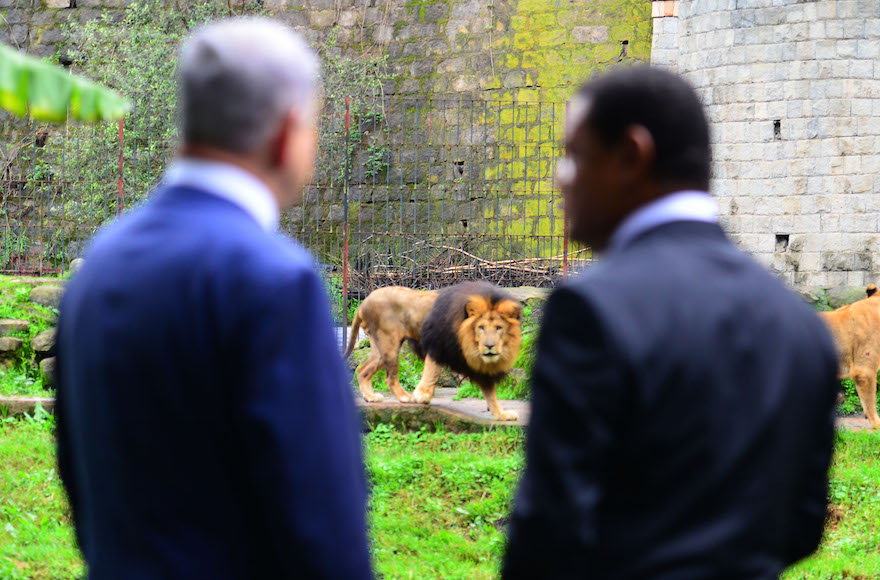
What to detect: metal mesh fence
<box><xmin>1</xmin><ymin>95</ymin><xmax>592</xmax><ymax>343</ymax></box>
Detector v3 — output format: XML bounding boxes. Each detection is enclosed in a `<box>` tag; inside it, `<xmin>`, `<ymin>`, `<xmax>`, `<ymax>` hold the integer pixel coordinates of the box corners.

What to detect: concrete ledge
<box><xmin>0</xmin><ymin>396</ymin><xmax>55</xmax><ymax>417</ymax></box>
<box><xmin>359</xmin><ymin>402</ymin><xmax>520</xmax><ymax>433</ymax></box>
<box><xmin>2</xmin><ymin>393</ymin><xmax>873</xmax><ymax>433</ymax></box>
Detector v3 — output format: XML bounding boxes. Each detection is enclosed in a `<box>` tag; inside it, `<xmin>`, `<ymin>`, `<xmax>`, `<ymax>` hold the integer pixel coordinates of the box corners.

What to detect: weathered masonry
<box><xmin>653</xmin><ymin>0</ymin><xmax>880</xmax><ymax>289</ymax></box>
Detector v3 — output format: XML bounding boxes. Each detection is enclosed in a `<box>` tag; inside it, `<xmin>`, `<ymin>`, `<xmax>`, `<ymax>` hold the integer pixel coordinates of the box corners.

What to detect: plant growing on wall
<box><xmin>45</xmin><ymin>1</ymin><xmax>392</xmax><ymax>229</ymax></box>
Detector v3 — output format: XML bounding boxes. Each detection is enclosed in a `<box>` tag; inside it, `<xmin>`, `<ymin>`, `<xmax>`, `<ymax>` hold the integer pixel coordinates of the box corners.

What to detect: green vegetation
<box><xmin>1</xmin><ymin>413</ymin><xmax>879</xmax><ymax>579</ymax></box>
<box><xmin>0</xmin><ymin>276</ymin><xmax>59</xmax><ymax>398</ymax></box>
<box><xmin>783</xmin><ymin>430</ymin><xmax>880</xmax><ymax>579</ymax></box>
<box><xmin>0</xmin><ymin>407</ymin><xmax>81</xmax><ymax>580</ymax></box>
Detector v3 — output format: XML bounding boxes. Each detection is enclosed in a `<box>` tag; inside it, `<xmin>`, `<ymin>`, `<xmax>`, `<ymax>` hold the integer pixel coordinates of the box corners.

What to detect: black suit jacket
<box><xmin>503</xmin><ymin>221</ymin><xmax>839</xmax><ymax>580</ymax></box>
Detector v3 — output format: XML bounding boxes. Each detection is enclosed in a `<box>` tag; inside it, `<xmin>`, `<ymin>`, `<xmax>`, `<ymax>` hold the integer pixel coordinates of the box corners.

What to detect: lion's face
<box><xmin>457</xmin><ymin>296</ymin><xmax>522</xmax><ymax>375</ymax></box>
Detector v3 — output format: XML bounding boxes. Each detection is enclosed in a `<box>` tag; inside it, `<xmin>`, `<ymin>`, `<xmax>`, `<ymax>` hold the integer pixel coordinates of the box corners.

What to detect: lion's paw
<box><xmin>495</xmin><ymin>410</ymin><xmax>519</xmax><ymax>422</ymax></box>
<box><xmin>363</xmin><ymin>393</ymin><xmax>385</xmax><ymax>403</ymax></box>
<box><xmin>396</xmin><ymin>393</ymin><xmax>414</xmax><ymax>404</ymax></box>
<box><xmin>412</xmin><ymin>390</ymin><xmax>432</xmax><ymax>404</ymax></box>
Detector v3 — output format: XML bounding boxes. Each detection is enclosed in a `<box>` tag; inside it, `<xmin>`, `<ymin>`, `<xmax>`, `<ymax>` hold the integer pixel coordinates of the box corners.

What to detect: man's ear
<box><xmin>270</xmin><ymin>109</ymin><xmax>300</xmax><ymax>168</ymax></box>
<box><xmin>621</xmin><ymin>124</ymin><xmax>656</xmax><ymax>178</ymax></box>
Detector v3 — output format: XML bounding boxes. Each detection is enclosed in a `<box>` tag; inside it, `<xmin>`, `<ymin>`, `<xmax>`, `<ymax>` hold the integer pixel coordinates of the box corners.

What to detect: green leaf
<box><xmin>28</xmin><ymin>60</ymin><xmax>73</xmax><ymax>123</ymax></box>
<box><xmin>0</xmin><ymin>43</ymin><xmax>130</xmax><ymax>123</ymax></box>
<box><xmin>70</xmin><ymin>77</ymin><xmax>101</xmax><ymax>123</ymax></box>
<box><xmin>0</xmin><ymin>47</ymin><xmax>28</xmax><ymax>117</ymax></box>
<box><xmin>96</xmin><ymin>88</ymin><xmax>130</xmax><ymax>121</ymax></box>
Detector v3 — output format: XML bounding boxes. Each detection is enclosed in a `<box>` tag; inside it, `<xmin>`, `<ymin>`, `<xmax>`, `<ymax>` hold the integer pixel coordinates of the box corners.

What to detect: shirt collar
<box><xmin>608</xmin><ymin>190</ymin><xmax>718</xmax><ymax>253</ymax></box>
<box><xmin>162</xmin><ymin>158</ymin><xmax>280</xmax><ymax>232</ymax></box>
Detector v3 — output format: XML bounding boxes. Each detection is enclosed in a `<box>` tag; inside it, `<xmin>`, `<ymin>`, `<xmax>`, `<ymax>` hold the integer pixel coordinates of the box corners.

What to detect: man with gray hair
<box><xmin>55</xmin><ymin>19</ymin><xmax>372</xmax><ymax>579</ymax></box>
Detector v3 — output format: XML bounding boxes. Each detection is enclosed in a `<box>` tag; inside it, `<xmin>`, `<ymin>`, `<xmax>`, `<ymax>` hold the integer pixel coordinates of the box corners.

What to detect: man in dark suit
<box><xmin>55</xmin><ymin>19</ymin><xmax>371</xmax><ymax>579</ymax></box>
<box><xmin>502</xmin><ymin>67</ymin><xmax>839</xmax><ymax>579</ymax></box>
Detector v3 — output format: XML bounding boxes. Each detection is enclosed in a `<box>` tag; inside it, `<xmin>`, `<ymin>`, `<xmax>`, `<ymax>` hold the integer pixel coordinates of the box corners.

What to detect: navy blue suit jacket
<box><xmin>503</xmin><ymin>222</ymin><xmax>839</xmax><ymax>579</ymax></box>
<box><xmin>56</xmin><ymin>186</ymin><xmax>371</xmax><ymax>579</ymax></box>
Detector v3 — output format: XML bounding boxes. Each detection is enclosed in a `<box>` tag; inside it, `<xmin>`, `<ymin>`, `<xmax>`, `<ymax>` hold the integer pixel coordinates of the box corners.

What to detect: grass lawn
<box><xmin>1</xmin><ymin>412</ymin><xmax>878</xmax><ymax>579</ymax></box>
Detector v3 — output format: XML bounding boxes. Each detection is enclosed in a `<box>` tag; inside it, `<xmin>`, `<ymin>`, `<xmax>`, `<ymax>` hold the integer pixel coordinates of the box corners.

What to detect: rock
<box><xmin>0</xmin><ymin>337</ymin><xmax>23</xmax><ymax>367</ymax></box>
<box><xmin>573</xmin><ymin>25</ymin><xmax>608</xmax><ymax>43</ymax></box>
<box><xmin>795</xmin><ymin>289</ymin><xmax>819</xmax><ymax>305</ymax></box>
<box><xmin>69</xmin><ymin>258</ymin><xmax>85</xmax><ymax>276</ymax></box>
<box><xmin>438</xmin><ymin>368</ymin><xmax>465</xmax><ymax>387</ymax></box>
<box><xmin>0</xmin><ymin>319</ymin><xmax>29</xmax><ymax>335</ymax></box>
<box><xmin>0</xmin><ymin>337</ymin><xmax>23</xmax><ymax>353</ymax></box>
<box><xmin>31</xmin><ymin>329</ymin><xmax>57</xmax><ymax>356</ymax></box>
<box><xmin>826</xmin><ymin>286</ymin><xmax>870</xmax><ymax>309</ymax></box>
<box><xmin>40</xmin><ymin>357</ymin><xmax>57</xmax><ymax>388</ymax></box>
<box><xmin>30</xmin><ymin>285</ymin><xmax>65</xmax><ymax>308</ymax></box>
<box><xmin>506</xmin><ymin>286</ymin><xmax>550</xmax><ymax>305</ymax></box>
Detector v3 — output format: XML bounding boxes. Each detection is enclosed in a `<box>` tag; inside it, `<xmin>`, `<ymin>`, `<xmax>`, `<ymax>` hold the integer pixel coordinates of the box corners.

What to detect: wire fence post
<box><xmin>117</xmin><ymin>118</ymin><xmax>124</xmax><ymax>218</ymax></box>
<box><xmin>342</xmin><ymin>97</ymin><xmax>351</xmax><ymax>353</ymax></box>
<box><xmin>562</xmin><ymin>100</ymin><xmax>569</xmax><ymax>280</ymax></box>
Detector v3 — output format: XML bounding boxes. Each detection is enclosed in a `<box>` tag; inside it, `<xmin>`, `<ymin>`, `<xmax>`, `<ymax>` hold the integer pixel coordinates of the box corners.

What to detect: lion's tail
<box><xmin>343</xmin><ymin>308</ymin><xmax>363</xmax><ymax>359</ymax></box>
<box><xmin>867</xmin><ymin>283</ymin><xmax>878</xmax><ymax>298</ymax></box>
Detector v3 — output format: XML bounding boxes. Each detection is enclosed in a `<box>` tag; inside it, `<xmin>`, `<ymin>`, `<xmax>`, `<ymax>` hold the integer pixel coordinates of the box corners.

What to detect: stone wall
<box><xmin>652</xmin><ymin>0</ymin><xmax>880</xmax><ymax>289</ymax></box>
<box><xmin>4</xmin><ymin>0</ymin><xmax>652</xmax><ymax>104</ymax></box>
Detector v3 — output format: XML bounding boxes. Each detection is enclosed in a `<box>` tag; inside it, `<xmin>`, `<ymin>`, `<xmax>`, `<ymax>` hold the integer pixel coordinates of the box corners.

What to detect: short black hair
<box><xmin>577</xmin><ymin>66</ymin><xmax>712</xmax><ymax>190</ymax></box>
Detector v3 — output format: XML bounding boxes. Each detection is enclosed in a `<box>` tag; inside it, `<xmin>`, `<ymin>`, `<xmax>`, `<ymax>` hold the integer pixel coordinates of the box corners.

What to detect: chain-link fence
<box><xmin>1</xmin><ymin>95</ymin><xmax>592</xmax><ymax>345</ymax></box>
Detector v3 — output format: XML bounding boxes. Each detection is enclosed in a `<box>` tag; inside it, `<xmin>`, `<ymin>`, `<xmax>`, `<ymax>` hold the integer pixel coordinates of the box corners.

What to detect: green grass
<box><xmin>1</xmin><ymin>413</ymin><xmax>878</xmax><ymax>579</ymax></box>
<box><xmin>0</xmin><ymin>275</ymin><xmax>61</xmax><ymax>398</ymax></box>
<box><xmin>783</xmin><ymin>430</ymin><xmax>880</xmax><ymax>579</ymax></box>
<box><xmin>0</xmin><ymin>408</ymin><xmax>83</xmax><ymax>580</ymax></box>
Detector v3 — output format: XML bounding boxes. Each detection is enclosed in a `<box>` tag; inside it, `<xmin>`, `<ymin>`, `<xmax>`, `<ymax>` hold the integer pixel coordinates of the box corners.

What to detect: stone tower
<box><xmin>652</xmin><ymin>0</ymin><xmax>880</xmax><ymax>289</ymax></box>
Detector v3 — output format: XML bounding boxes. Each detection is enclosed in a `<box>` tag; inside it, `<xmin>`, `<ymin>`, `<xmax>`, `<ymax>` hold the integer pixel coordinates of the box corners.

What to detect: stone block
<box><xmin>423</xmin><ymin>3</ymin><xmax>448</xmax><ymax>21</ymax></box>
<box><xmin>310</xmin><ymin>10</ymin><xmax>336</xmax><ymax>28</ymax></box>
<box><xmin>69</xmin><ymin>258</ymin><xmax>85</xmax><ymax>277</ymax></box>
<box><xmin>338</xmin><ymin>9</ymin><xmax>358</xmax><ymax>27</ymax></box>
<box><xmin>31</xmin><ymin>328</ymin><xmax>56</xmax><ymax>356</ymax></box>
<box><xmin>41</xmin><ymin>357</ymin><xmax>57</xmax><ymax>388</ymax></box>
<box><xmin>278</xmin><ymin>10</ymin><xmax>309</xmax><ymax>28</ymax></box>
<box><xmin>450</xmin><ymin>0</ymin><xmax>480</xmax><ymax>19</ymax></box>
<box><xmin>826</xmin><ymin>285</ymin><xmax>867</xmax><ymax>308</ymax></box>
<box><xmin>30</xmin><ymin>285</ymin><xmax>64</xmax><ymax>308</ymax></box>
<box><xmin>398</xmin><ymin>78</ymin><xmax>420</xmax><ymax>94</ymax></box>
<box><xmin>31</xmin><ymin>10</ymin><xmax>56</xmax><ymax>26</ymax></box>
<box><xmin>815</xmin><ymin>40</ymin><xmax>837</xmax><ymax>59</ymax></box>
<box><xmin>409</xmin><ymin>60</ymin><xmax>434</xmax><ymax>77</ymax></box>
<box><xmin>46</xmin><ymin>0</ymin><xmax>70</xmax><ymax>7</ymax></box>
<box><xmin>857</xmin><ymin>39</ymin><xmax>880</xmax><ymax>59</ymax></box>
<box><xmin>77</xmin><ymin>9</ymin><xmax>103</xmax><ymax>23</ymax></box>
<box><xmin>438</xmin><ymin>57</ymin><xmax>467</xmax><ymax>74</ymax></box>
<box><xmin>573</xmin><ymin>26</ymin><xmax>608</xmax><ymax>44</ymax></box>
<box><xmin>38</xmin><ymin>27</ymin><xmax>64</xmax><ymax>45</ymax></box>
<box><xmin>452</xmin><ymin>76</ymin><xmax>478</xmax><ymax>92</ymax></box>
<box><xmin>0</xmin><ymin>320</ymin><xmax>29</xmax><ymax>335</ymax></box>
<box><xmin>374</xmin><ymin>25</ymin><xmax>393</xmax><ymax>44</ymax></box>
<box><xmin>0</xmin><ymin>337</ymin><xmax>23</xmax><ymax>354</ymax></box>
<box><xmin>502</xmin><ymin>71</ymin><xmax>526</xmax><ymax>89</ymax></box>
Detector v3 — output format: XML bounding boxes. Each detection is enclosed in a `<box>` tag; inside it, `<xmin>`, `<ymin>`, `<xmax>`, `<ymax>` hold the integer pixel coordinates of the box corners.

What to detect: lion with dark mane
<box><xmin>345</xmin><ymin>281</ymin><xmax>522</xmax><ymax>421</ymax></box>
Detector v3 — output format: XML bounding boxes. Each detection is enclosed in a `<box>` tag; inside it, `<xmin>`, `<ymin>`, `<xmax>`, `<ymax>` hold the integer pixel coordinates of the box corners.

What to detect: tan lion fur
<box><xmin>345</xmin><ymin>284</ymin><xmax>522</xmax><ymax>421</ymax></box>
<box><xmin>819</xmin><ymin>283</ymin><xmax>880</xmax><ymax>428</ymax></box>
<box><xmin>344</xmin><ymin>287</ymin><xmax>438</xmax><ymax>404</ymax></box>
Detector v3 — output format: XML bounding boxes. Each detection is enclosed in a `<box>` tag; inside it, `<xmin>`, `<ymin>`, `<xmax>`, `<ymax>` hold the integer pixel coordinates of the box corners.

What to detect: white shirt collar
<box><xmin>162</xmin><ymin>158</ymin><xmax>280</xmax><ymax>232</ymax></box>
<box><xmin>608</xmin><ymin>190</ymin><xmax>718</xmax><ymax>252</ymax></box>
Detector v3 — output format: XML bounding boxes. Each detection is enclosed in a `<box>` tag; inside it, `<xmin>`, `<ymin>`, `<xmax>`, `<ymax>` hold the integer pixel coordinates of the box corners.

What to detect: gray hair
<box><xmin>179</xmin><ymin>18</ymin><xmax>319</xmax><ymax>152</ymax></box>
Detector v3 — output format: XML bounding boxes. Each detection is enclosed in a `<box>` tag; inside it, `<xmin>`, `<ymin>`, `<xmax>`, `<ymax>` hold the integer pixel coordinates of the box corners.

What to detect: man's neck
<box><xmin>178</xmin><ymin>145</ymin><xmax>282</xmax><ymax>208</ymax></box>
